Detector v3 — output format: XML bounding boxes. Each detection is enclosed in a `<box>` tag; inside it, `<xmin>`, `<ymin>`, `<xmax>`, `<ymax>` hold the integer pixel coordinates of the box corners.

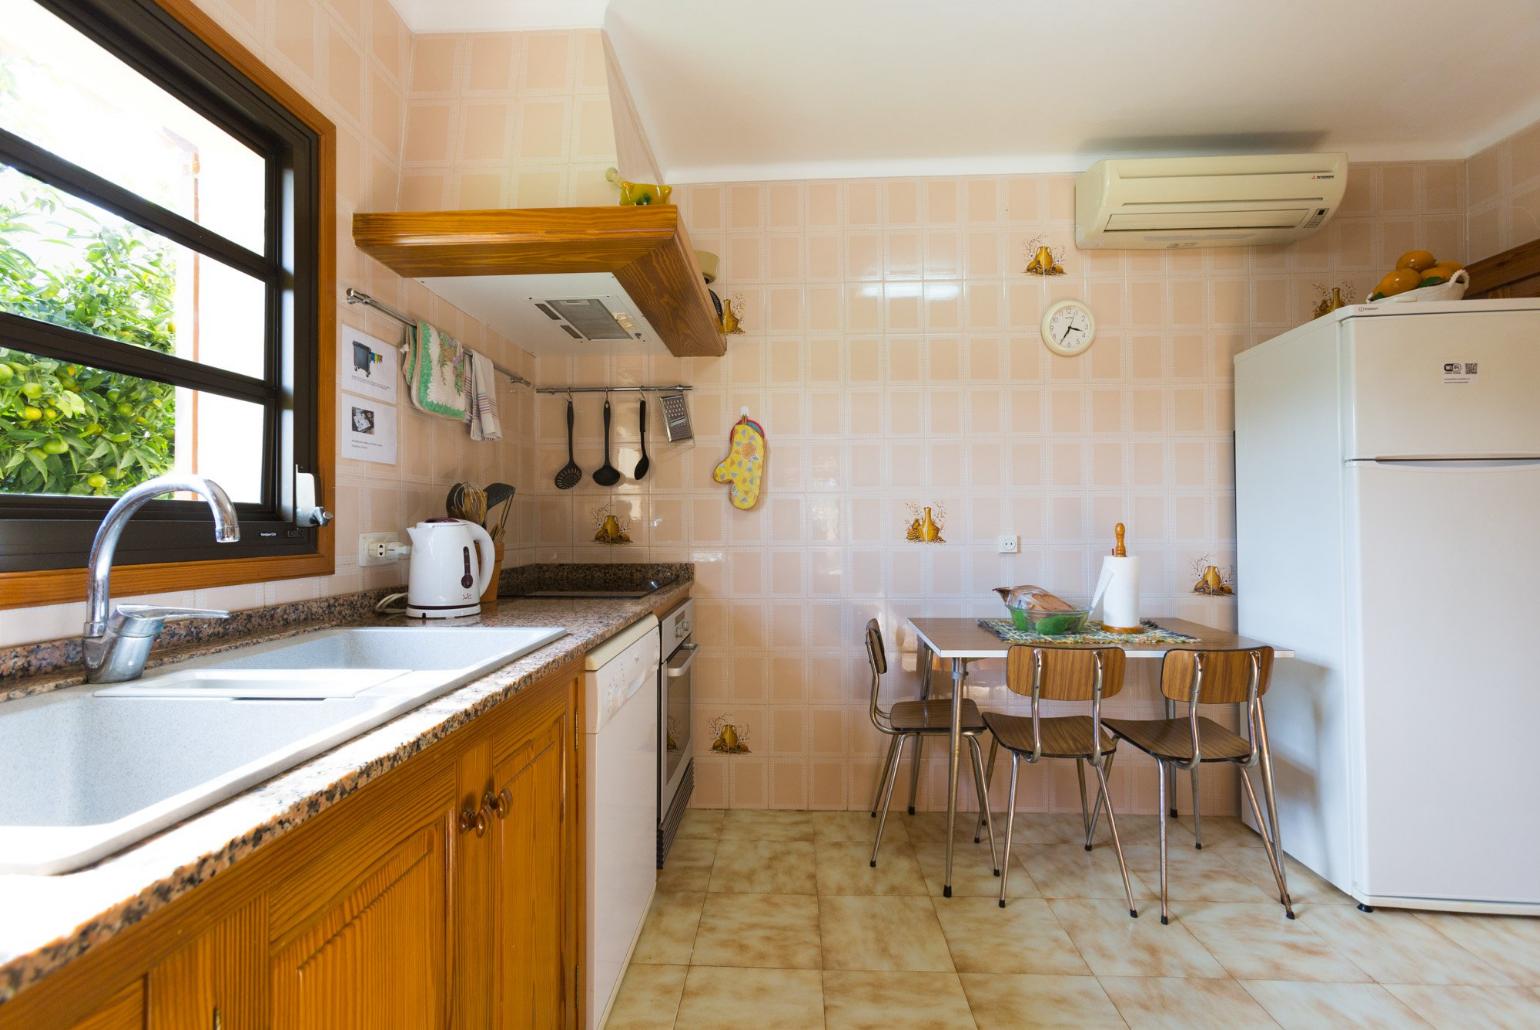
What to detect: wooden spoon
<box><xmin>592</xmin><ymin>399</ymin><xmax>621</xmax><ymax>486</ymax></box>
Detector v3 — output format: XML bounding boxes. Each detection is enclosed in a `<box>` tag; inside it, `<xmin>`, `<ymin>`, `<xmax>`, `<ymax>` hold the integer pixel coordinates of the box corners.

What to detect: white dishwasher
<box><xmin>583</xmin><ymin>615</ymin><xmax>659</xmax><ymax>1028</ymax></box>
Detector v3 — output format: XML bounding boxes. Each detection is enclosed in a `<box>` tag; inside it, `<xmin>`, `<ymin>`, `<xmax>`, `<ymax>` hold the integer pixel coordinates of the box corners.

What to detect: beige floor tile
<box><xmin>689</xmin><ymin>892</ymin><xmax>822</xmax><ymax>969</ymax></box>
<box><xmin>1165</xmin><ymin>814</ymin><xmax>1268</xmax><ymax>849</ymax></box>
<box><xmin>1123</xmin><ymin>844</ymin><xmax>1277</xmax><ymax>906</ymax></box>
<box><xmin>817</xmin><ymin>840</ymin><xmax>928</xmax><ymax>896</ymax></box>
<box><xmin>935</xmin><ymin>896</ymin><xmax>1089</xmax><ymax>975</ymax></box>
<box><xmin>1017</xmin><ymin>842</ymin><xmax>1151</xmax><ymax>902</ymax></box>
<box><xmin>1383</xmin><ymin>984</ymin><xmax>1540</xmax><ymax>1029</ymax></box>
<box><xmin>812</xmin><ymin>809</ymin><xmax>909</xmax><ymax>843</ymax></box>
<box><xmin>1048</xmin><ymin>898</ymin><xmax>1227</xmax><ymax>979</ymax></box>
<box><xmin>1297</xmin><ymin>905</ymin><xmax>1513</xmax><ymax>986</ymax></box>
<box><xmin>675</xmin><ymin>966</ymin><xmax>824</xmax><ymax>1029</ymax></box>
<box><xmin>658</xmin><ymin>836</ymin><xmax>717</xmax><ymax>893</ymax></box>
<box><xmin>708</xmin><ymin>839</ymin><xmax>818</xmax><ymax>894</ymax></box>
<box><xmin>900</xmin><ymin>810</ymin><xmax>996</xmax><ymax>844</ymax></box>
<box><xmin>604</xmin><ymin>963</ymin><xmax>687</xmax><ymax>1030</ymax></box>
<box><xmin>720</xmin><ymin>808</ymin><xmax>815</xmax><ymax>841</ymax></box>
<box><xmin>631</xmin><ymin>891</ymin><xmax>704</xmax><ymax>965</ymax></box>
<box><xmin>997</xmin><ymin>811</ymin><xmax>1118</xmax><ymax>846</ymax></box>
<box><xmin>960</xmin><ymin>972</ymin><xmax>1125</xmax><ymax>1029</ymax></box>
<box><xmin>1416</xmin><ymin>911</ymin><xmax>1540</xmax><ymax>987</ymax></box>
<box><xmin>1099</xmin><ymin>975</ymin><xmax>1276</xmax><ymax>1028</ymax></box>
<box><xmin>1181</xmin><ymin>901</ymin><xmax>1369</xmax><ymax>982</ymax></box>
<box><xmin>820</xmin><ymin>895</ymin><xmax>956</xmax><ymax>972</ymax></box>
<box><xmin>1219</xmin><ymin>847</ymin><xmax>1343</xmax><ymax>905</ymax></box>
<box><xmin>822</xmin><ymin>970</ymin><xmax>975</xmax><ymax>1029</ymax></box>
<box><xmin>676</xmin><ymin>808</ymin><xmax>724</xmax><ymax>839</ymax></box>
<box><xmin>914</xmin><ymin>841</ymin><xmax>1028</xmax><ymax>898</ymax></box>
<box><xmin>1240</xmin><ymin>979</ymin><xmax>1427</xmax><ymax>1028</ymax></box>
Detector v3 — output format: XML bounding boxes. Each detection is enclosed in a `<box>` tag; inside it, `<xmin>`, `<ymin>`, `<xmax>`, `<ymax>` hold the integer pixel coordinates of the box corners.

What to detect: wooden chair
<box><xmin>864</xmin><ymin>619</ymin><xmax>995</xmax><ymax>869</ymax></box>
<box><xmin>1104</xmin><ymin>646</ymin><xmax>1294</xmax><ymax>924</ymax></box>
<box><xmin>979</xmin><ymin>645</ymin><xmax>1138</xmax><ymax>914</ymax></box>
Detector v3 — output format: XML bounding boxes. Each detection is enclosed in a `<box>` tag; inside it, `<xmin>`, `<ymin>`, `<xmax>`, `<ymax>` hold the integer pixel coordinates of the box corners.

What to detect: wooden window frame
<box><xmin>0</xmin><ymin>0</ymin><xmax>335</xmax><ymax>609</ymax></box>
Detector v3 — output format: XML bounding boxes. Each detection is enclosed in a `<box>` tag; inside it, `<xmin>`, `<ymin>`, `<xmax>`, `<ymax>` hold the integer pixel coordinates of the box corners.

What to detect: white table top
<box><xmin>909</xmin><ymin>616</ymin><xmax>1295</xmax><ymax>661</ymax></box>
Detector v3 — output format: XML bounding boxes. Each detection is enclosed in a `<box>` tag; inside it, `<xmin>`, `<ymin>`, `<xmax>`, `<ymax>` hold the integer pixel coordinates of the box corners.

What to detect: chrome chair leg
<box><xmin>1075</xmin><ymin>758</ymin><xmax>1091</xmax><ymax>841</ymax></box>
<box><xmin>870</xmin><ymin>735</ymin><xmax>898</xmax><ymax>818</ymax></box>
<box><xmin>1084</xmin><ymin>750</ymin><xmax>1115</xmax><ymax>851</ymax></box>
<box><xmin>974</xmin><ymin>734</ymin><xmax>999</xmax><ymax>846</ymax></box>
<box><xmin>1191</xmin><ymin>763</ymin><xmax>1203</xmax><ymax>849</ymax></box>
<box><xmin>1164</xmin><ymin>699</ymin><xmax>1179</xmax><ymax>817</ymax></box>
<box><xmin>1157</xmin><ymin>759</ymin><xmax>1170</xmax><ymax>924</ymax></box>
<box><xmin>1240</xmin><ymin>767</ymin><xmax>1295</xmax><ymax>919</ymax></box>
<box><xmin>1255</xmin><ymin>702</ymin><xmax>1293</xmax><ymax>907</ymax></box>
<box><xmin>907</xmin><ymin>735</ymin><xmax>924</xmax><ymax>816</ymax></box>
<box><xmin>1093</xmin><ymin>760</ymin><xmax>1137</xmax><ymax>919</ymax></box>
<box><xmin>967</xmin><ymin>734</ymin><xmax>997</xmax><ymax>872</ymax></box>
<box><xmin>871</xmin><ymin>734</ymin><xmax>909</xmax><ymax>868</ymax></box>
<box><xmin>998</xmin><ymin>753</ymin><xmax>1021</xmax><ymax>908</ymax></box>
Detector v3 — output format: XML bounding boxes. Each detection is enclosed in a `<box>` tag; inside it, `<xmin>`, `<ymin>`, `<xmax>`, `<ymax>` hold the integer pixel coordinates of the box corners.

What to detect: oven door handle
<box><xmin>666</xmin><ymin>642</ymin><xmax>698</xmax><ymax>678</ymax></box>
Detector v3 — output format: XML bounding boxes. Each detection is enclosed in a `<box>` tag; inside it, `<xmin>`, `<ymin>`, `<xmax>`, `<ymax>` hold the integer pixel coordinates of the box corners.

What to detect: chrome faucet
<box><xmin>83</xmin><ymin>474</ymin><xmax>241</xmax><ymax>683</ymax></box>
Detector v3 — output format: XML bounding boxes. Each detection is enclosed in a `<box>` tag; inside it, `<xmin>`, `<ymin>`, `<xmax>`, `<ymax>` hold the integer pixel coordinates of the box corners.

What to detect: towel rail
<box><xmin>533</xmin><ymin>386</ymin><xmax>693</xmax><ymax>395</ymax></box>
<box><xmin>344</xmin><ymin>287</ymin><xmax>531</xmax><ymax>388</ymax></box>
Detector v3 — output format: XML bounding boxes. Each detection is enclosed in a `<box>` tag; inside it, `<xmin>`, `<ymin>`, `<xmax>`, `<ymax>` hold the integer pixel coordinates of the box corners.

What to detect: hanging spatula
<box><xmin>633</xmin><ymin>397</ymin><xmax>650</xmax><ymax>480</ymax></box>
<box><xmin>592</xmin><ymin>398</ymin><xmax>621</xmax><ymax>486</ymax></box>
<box><xmin>554</xmin><ymin>398</ymin><xmax>582</xmax><ymax>489</ymax></box>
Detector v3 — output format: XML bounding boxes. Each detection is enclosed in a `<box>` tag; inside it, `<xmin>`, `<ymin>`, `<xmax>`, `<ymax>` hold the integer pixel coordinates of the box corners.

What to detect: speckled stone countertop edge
<box><xmin>0</xmin><ymin>578</ymin><xmax>691</xmax><ymax>1006</ymax></box>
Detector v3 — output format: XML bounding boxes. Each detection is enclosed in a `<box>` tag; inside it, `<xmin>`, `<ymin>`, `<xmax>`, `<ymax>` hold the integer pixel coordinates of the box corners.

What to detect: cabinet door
<box><xmin>148</xmin><ymin>899</ymin><xmax>264</xmax><ymax>1028</ymax></box>
<box><xmin>489</xmin><ymin>685</ymin><xmax>574</xmax><ymax>1029</ymax></box>
<box><xmin>269</xmin><ymin>819</ymin><xmax>451</xmax><ymax>1028</ymax></box>
<box><xmin>67</xmin><ymin>982</ymin><xmax>145</xmax><ymax>1030</ymax></box>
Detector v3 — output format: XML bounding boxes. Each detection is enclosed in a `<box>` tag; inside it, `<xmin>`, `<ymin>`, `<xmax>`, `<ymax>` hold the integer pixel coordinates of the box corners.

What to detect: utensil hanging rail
<box><xmin>344</xmin><ymin>287</ymin><xmax>531</xmax><ymax>388</ymax></box>
<box><xmin>534</xmin><ymin>385</ymin><xmax>693</xmax><ymax>394</ymax></box>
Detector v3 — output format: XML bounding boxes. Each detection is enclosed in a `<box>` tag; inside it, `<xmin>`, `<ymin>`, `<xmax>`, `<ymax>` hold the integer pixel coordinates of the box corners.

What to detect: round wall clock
<box><xmin>1041</xmin><ymin>299</ymin><xmax>1096</xmax><ymax>357</ymax></box>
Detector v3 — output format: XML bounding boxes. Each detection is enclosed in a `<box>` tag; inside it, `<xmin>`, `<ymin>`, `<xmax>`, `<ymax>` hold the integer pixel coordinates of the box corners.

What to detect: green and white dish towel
<box><xmin>402</xmin><ymin>321</ymin><xmax>469</xmax><ymax>421</ymax></box>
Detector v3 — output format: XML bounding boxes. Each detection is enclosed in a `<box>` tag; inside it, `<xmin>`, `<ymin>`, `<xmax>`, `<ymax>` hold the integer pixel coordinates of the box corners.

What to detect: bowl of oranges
<box><xmin>1367</xmin><ymin>250</ymin><xmax>1469</xmax><ymax>304</ymax></box>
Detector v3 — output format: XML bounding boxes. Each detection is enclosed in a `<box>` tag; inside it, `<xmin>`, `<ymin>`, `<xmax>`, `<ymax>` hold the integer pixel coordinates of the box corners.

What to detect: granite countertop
<box><xmin>0</xmin><ymin>574</ymin><xmax>690</xmax><ymax>1005</ymax></box>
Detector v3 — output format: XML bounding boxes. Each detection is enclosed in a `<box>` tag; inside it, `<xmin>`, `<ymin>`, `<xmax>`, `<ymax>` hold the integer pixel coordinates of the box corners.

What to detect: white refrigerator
<box><xmin>1235</xmin><ymin>299</ymin><xmax>1540</xmax><ymax>914</ymax></box>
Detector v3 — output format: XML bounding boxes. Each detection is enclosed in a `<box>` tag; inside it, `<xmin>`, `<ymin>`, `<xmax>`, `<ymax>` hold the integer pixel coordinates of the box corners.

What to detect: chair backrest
<box><xmin>1005</xmin><ymin>645</ymin><xmax>1126</xmax><ymax>702</ymax></box>
<box><xmin>864</xmin><ymin>618</ymin><xmax>887</xmax><ymax>676</ymax></box>
<box><xmin>1159</xmin><ymin>647</ymin><xmax>1274</xmax><ymax>705</ymax></box>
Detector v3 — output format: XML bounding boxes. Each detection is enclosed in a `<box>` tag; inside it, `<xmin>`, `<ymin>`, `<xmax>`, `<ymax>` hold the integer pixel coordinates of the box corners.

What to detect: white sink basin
<box><xmin>0</xmin><ymin>625</ymin><xmax>565</xmax><ymax>874</ymax></box>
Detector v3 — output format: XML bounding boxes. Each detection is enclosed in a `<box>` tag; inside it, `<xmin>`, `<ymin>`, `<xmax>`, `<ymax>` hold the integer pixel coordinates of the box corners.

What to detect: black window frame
<box><xmin>0</xmin><ymin>0</ymin><xmax>320</xmax><ymax>573</ymax></box>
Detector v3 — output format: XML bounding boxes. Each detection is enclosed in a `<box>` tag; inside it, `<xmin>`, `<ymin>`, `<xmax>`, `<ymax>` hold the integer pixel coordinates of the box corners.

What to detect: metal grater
<box><xmin>659</xmin><ymin>391</ymin><xmax>693</xmax><ymax>442</ymax></box>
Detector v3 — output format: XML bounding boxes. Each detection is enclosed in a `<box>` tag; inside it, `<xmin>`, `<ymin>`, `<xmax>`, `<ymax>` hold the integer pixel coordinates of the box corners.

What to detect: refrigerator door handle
<box><xmin>1359</xmin><ymin>456</ymin><xmax>1540</xmax><ymax>468</ymax></box>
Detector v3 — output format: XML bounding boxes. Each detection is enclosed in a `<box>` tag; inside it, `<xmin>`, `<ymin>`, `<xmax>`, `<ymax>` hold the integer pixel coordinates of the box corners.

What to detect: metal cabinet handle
<box><xmin>459</xmin><ymin>803</ymin><xmax>489</xmax><ymax>837</ymax></box>
<box><xmin>484</xmin><ymin>788</ymin><xmax>512</xmax><ymax>819</ymax></box>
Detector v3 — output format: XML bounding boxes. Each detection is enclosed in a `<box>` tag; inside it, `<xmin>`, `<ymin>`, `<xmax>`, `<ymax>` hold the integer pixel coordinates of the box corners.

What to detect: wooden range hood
<box><xmin>352</xmin><ymin>205</ymin><xmax>725</xmax><ymax>358</ymax></box>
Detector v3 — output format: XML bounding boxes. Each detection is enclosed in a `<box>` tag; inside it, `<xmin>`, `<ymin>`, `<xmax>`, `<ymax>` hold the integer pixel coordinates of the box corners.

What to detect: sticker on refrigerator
<box><xmin>1441</xmin><ymin>361</ymin><xmax>1478</xmax><ymax>384</ymax></box>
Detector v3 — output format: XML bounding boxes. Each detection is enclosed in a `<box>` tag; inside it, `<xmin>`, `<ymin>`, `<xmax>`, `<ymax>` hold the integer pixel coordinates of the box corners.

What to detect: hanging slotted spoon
<box><xmin>592</xmin><ymin>397</ymin><xmax>621</xmax><ymax>486</ymax></box>
<box><xmin>633</xmin><ymin>397</ymin><xmax>650</xmax><ymax>481</ymax></box>
<box><xmin>554</xmin><ymin>398</ymin><xmax>582</xmax><ymax>489</ymax></box>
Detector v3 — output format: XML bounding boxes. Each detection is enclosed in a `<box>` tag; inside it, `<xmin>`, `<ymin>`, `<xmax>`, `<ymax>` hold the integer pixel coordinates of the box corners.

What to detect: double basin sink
<box><xmin>0</xmin><ymin>625</ymin><xmax>565</xmax><ymax>876</ymax></box>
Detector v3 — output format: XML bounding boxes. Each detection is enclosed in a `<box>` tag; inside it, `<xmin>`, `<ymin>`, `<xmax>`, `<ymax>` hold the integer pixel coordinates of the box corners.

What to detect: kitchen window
<box><xmin>0</xmin><ymin>0</ymin><xmax>334</xmax><ymax>601</ymax></box>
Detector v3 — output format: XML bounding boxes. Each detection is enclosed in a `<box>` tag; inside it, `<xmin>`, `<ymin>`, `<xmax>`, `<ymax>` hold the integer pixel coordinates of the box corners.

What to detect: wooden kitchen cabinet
<box><xmin>0</xmin><ymin>660</ymin><xmax>584</xmax><ymax>1030</ymax></box>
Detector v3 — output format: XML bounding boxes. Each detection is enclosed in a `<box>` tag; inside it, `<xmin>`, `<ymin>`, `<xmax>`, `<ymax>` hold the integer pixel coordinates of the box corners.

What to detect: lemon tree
<box><xmin>0</xmin><ymin>182</ymin><xmax>177</xmax><ymax>496</ymax></box>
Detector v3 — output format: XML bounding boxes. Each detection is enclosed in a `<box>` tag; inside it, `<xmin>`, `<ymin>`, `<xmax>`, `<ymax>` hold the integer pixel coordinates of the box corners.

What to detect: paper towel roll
<box><xmin>1095</xmin><ymin>555</ymin><xmax>1140</xmax><ymax>633</ymax></box>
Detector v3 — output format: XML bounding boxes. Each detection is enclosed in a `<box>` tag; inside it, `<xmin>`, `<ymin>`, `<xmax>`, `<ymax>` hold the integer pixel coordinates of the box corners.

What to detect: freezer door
<box><xmin>1347</xmin><ymin>459</ymin><xmax>1540</xmax><ymax>904</ymax></box>
<box><xmin>1342</xmin><ymin>310</ymin><xmax>1540</xmax><ymax>460</ymax></box>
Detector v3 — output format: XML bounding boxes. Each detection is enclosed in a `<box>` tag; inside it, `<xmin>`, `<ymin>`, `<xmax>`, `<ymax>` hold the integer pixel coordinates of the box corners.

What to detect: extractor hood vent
<box><xmin>542</xmin><ymin>298</ymin><xmax>634</xmax><ymax>341</ymax></box>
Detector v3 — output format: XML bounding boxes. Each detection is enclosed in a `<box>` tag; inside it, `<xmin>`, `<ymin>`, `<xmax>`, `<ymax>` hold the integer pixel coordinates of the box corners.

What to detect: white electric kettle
<box><xmin>405</xmin><ymin>518</ymin><xmax>496</xmax><ymax>619</ymax></box>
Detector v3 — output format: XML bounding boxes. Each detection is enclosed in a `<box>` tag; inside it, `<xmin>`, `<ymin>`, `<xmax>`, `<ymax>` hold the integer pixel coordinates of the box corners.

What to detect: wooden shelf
<box><xmin>352</xmin><ymin>206</ymin><xmax>726</xmax><ymax>358</ymax></box>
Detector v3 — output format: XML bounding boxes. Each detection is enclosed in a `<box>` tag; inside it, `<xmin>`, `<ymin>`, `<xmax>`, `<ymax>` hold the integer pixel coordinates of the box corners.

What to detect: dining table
<box><xmin>907</xmin><ymin>616</ymin><xmax>1294</xmax><ymax>897</ymax></box>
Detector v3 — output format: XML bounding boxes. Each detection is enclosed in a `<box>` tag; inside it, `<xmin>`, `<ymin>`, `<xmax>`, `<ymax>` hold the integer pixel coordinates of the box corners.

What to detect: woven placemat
<box><xmin>976</xmin><ymin>618</ymin><xmax>1198</xmax><ymax>646</ymax></box>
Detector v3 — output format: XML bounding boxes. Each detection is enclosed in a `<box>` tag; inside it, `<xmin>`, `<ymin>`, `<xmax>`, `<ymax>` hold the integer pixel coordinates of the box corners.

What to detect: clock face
<box><xmin>1042</xmin><ymin>300</ymin><xmax>1096</xmax><ymax>357</ymax></box>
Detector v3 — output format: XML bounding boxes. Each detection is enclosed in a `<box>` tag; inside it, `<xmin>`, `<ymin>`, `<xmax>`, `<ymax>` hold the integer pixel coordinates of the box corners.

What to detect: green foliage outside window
<box><xmin>0</xmin><ymin>182</ymin><xmax>177</xmax><ymax>496</ymax></box>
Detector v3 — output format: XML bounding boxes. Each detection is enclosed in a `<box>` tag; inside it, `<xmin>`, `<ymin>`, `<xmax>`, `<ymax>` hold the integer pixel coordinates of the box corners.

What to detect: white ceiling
<box><xmin>393</xmin><ymin>0</ymin><xmax>1540</xmax><ymax>183</ymax></box>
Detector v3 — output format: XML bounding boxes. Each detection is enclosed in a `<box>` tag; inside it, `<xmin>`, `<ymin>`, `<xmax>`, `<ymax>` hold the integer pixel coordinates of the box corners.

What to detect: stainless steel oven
<box><xmin>657</xmin><ymin>599</ymin><xmax>695</xmax><ymax>865</ymax></box>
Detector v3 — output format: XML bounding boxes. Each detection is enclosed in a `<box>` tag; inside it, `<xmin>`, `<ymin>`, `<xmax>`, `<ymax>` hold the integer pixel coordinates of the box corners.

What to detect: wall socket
<box><xmin>997</xmin><ymin>534</ymin><xmax>1020</xmax><ymax>555</ymax></box>
<box><xmin>358</xmin><ymin>532</ymin><xmax>406</xmax><ymax>567</ymax></box>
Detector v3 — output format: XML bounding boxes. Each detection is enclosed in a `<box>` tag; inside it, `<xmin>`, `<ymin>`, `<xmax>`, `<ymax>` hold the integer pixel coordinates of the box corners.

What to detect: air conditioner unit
<box><xmin>1075</xmin><ymin>153</ymin><xmax>1348</xmax><ymax>249</ymax></box>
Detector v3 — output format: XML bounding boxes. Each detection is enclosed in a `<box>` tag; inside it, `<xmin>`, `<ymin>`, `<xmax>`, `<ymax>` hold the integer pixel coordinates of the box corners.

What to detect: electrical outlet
<box><xmin>359</xmin><ymin>532</ymin><xmax>405</xmax><ymax>567</ymax></box>
<box><xmin>997</xmin><ymin>534</ymin><xmax>1019</xmax><ymax>555</ymax></box>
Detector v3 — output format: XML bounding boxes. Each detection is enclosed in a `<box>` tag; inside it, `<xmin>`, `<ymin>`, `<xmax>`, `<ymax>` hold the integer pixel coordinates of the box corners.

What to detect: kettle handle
<box><xmin>463</xmin><ymin>520</ymin><xmax>497</xmax><ymax>597</ymax></box>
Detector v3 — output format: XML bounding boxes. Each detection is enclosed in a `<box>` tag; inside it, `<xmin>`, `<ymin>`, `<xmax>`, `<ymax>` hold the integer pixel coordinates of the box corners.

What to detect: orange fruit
<box><xmin>1420</xmin><ymin>261</ymin><xmax>1465</xmax><ymax>286</ymax></box>
<box><xmin>1395</xmin><ymin>249</ymin><xmax>1437</xmax><ymax>272</ymax></box>
<box><xmin>1376</xmin><ymin>268</ymin><xmax>1423</xmax><ymax>297</ymax></box>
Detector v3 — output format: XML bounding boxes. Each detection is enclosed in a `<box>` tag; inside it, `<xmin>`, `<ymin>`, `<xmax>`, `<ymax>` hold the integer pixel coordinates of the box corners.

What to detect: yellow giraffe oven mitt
<box><xmin>712</xmin><ymin>415</ymin><xmax>766</xmax><ymax>510</ymax></box>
